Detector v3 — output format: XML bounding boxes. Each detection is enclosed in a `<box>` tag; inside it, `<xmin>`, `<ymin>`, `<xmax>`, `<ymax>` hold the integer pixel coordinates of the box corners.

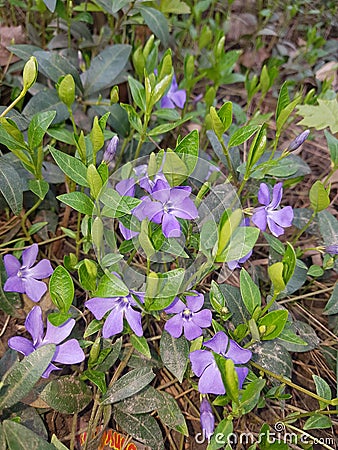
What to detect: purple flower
<box><xmin>133</xmin><ymin>179</ymin><xmax>198</xmax><ymax>238</ymax></box>
<box><xmin>3</xmin><ymin>244</ymin><xmax>53</xmax><ymax>303</ymax></box>
<box><xmin>160</xmin><ymin>74</ymin><xmax>186</xmax><ymax>109</ymax></box>
<box><xmin>164</xmin><ymin>292</ymin><xmax>212</xmax><ymax>340</ymax></box>
<box><xmin>325</xmin><ymin>245</ymin><xmax>338</xmax><ymax>255</ymax></box>
<box><xmin>8</xmin><ymin>306</ymin><xmax>85</xmax><ymax>378</ymax></box>
<box><xmin>288</xmin><ymin>130</ymin><xmax>310</xmax><ymax>152</ymax></box>
<box><xmin>252</xmin><ymin>182</ymin><xmax>293</xmax><ymax>237</ymax></box>
<box><xmin>85</xmin><ymin>291</ymin><xmax>144</xmax><ymax>338</ymax></box>
<box><xmin>103</xmin><ymin>135</ymin><xmax>119</xmax><ymax>164</ymax></box>
<box><xmin>189</xmin><ymin>331</ymin><xmax>252</xmax><ymax>395</ymax></box>
<box><xmin>200</xmin><ymin>397</ymin><xmax>215</xmax><ymax>441</ymax></box>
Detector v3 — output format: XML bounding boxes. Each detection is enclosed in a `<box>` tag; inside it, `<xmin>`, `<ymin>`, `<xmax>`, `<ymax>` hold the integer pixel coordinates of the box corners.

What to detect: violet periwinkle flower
<box><xmin>160</xmin><ymin>74</ymin><xmax>186</xmax><ymax>109</ymax></box>
<box><xmin>103</xmin><ymin>135</ymin><xmax>119</xmax><ymax>164</ymax></box>
<box><xmin>325</xmin><ymin>245</ymin><xmax>338</xmax><ymax>255</ymax></box>
<box><xmin>252</xmin><ymin>182</ymin><xmax>293</xmax><ymax>237</ymax></box>
<box><xmin>164</xmin><ymin>292</ymin><xmax>212</xmax><ymax>340</ymax></box>
<box><xmin>288</xmin><ymin>130</ymin><xmax>310</xmax><ymax>152</ymax></box>
<box><xmin>133</xmin><ymin>179</ymin><xmax>198</xmax><ymax>238</ymax></box>
<box><xmin>8</xmin><ymin>306</ymin><xmax>85</xmax><ymax>378</ymax></box>
<box><xmin>85</xmin><ymin>291</ymin><xmax>144</xmax><ymax>338</ymax></box>
<box><xmin>189</xmin><ymin>331</ymin><xmax>252</xmax><ymax>395</ymax></box>
<box><xmin>200</xmin><ymin>397</ymin><xmax>215</xmax><ymax>441</ymax></box>
<box><xmin>3</xmin><ymin>244</ymin><xmax>53</xmax><ymax>303</ymax></box>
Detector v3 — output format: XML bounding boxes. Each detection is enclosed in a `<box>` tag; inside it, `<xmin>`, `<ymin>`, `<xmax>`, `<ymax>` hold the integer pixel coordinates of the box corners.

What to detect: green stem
<box><xmin>220</xmin><ymin>139</ymin><xmax>237</xmax><ymax>183</ymax></box>
<box><xmin>291</xmin><ymin>211</ymin><xmax>316</xmax><ymax>245</ymax></box>
<box><xmin>134</xmin><ymin>113</ymin><xmax>150</xmax><ymax>160</ymax></box>
<box><xmin>251</xmin><ymin>361</ymin><xmax>338</xmax><ymax>406</ymax></box>
<box><xmin>0</xmin><ymin>234</ymin><xmax>66</xmax><ymax>251</ymax></box>
<box><xmin>0</xmin><ymin>91</ymin><xmax>26</xmax><ymax>118</ymax></box>
<box><xmin>323</xmin><ymin>166</ymin><xmax>338</xmax><ymax>185</ymax></box>
<box><xmin>261</xmin><ymin>292</ymin><xmax>278</xmax><ymax>315</ymax></box>
<box><xmin>21</xmin><ymin>198</ymin><xmax>43</xmax><ymax>241</ymax></box>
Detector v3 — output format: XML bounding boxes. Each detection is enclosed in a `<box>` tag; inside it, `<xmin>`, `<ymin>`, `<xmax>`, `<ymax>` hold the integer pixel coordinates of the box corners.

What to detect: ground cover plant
<box><xmin>0</xmin><ymin>1</ymin><xmax>338</xmax><ymax>449</ymax></box>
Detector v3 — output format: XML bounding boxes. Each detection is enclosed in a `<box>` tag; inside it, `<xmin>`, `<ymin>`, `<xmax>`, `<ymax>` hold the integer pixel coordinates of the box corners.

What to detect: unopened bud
<box><xmin>103</xmin><ymin>135</ymin><xmax>119</xmax><ymax>164</ymax></box>
<box><xmin>200</xmin><ymin>397</ymin><xmax>214</xmax><ymax>441</ymax></box>
<box><xmin>23</xmin><ymin>56</ymin><xmax>38</xmax><ymax>91</ymax></box>
<box><xmin>325</xmin><ymin>244</ymin><xmax>338</xmax><ymax>255</ymax></box>
<box><xmin>57</xmin><ymin>74</ymin><xmax>75</xmax><ymax>108</ymax></box>
<box><xmin>288</xmin><ymin>130</ymin><xmax>310</xmax><ymax>151</ymax></box>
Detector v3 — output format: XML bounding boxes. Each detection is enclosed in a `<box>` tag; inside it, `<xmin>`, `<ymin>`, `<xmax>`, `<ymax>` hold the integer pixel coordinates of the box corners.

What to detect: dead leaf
<box><xmin>0</xmin><ymin>26</ymin><xmax>25</xmax><ymax>66</ymax></box>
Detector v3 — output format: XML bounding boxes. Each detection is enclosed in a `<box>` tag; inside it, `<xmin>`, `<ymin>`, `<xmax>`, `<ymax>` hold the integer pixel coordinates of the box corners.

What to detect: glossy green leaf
<box><xmin>218</xmin><ymin>227</ymin><xmax>259</xmax><ymax>263</ymax></box>
<box><xmin>116</xmin><ymin>386</ymin><xmax>162</xmax><ymax>414</ymax></box>
<box><xmin>51</xmin><ymin>435</ymin><xmax>69</xmax><ymax>450</ymax></box>
<box><xmin>228</xmin><ymin>124</ymin><xmax>259</xmax><ymax>148</ymax></box>
<box><xmin>246</xmin><ymin>123</ymin><xmax>267</xmax><ymax>172</ymax></box>
<box><xmin>282</xmin><ymin>242</ymin><xmax>296</xmax><ymax>285</ymax></box>
<box><xmin>0</xmin><ymin>344</ymin><xmax>55</xmax><ymax>410</ymax></box>
<box><xmin>3</xmin><ymin>420</ymin><xmax>57</xmax><ymax>450</ymax></box>
<box><xmin>0</xmin><ymin>161</ymin><xmax>23</xmax><ymax>215</ymax></box>
<box><xmin>324</xmin><ymin>129</ymin><xmax>338</xmax><ymax>167</ymax></box>
<box><xmin>41</xmin><ymin>375</ymin><xmax>92</xmax><ymax>413</ymax></box>
<box><xmin>23</xmin><ymin>89</ymin><xmax>69</xmax><ymax>124</ymax></box>
<box><xmin>95</xmin><ymin>273</ymin><xmax>129</xmax><ymax>298</ymax></box>
<box><xmin>29</xmin><ymin>179</ymin><xmax>49</xmax><ymax>200</ymax></box>
<box><xmin>175</xmin><ymin>129</ymin><xmax>199</xmax><ymax>175</ymax></box>
<box><xmin>258</xmin><ymin>310</ymin><xmax>288</xmax><ymax>340</ymax></box>
<box><xmin>240</xmin><ymin>269</ymin><xmax>261</xmax><ymax>316</ymax></box>
<box><xmin>83</xmin><ymin>369</ymin><xmax>107</xmax><ymax>393</ymax></box>
<box><xmin>139</xmin><ymin>6</ymin><xmax>169</xmax><ymax>46</ymax></box>
<box><xmin>0</xmin><ymin>258</ymin><xmax>21</xmax><ymax>317</ymax></box>
<box><xmin>207</xmin><ymin>417</ymin><xmax>233</xmax><ymax>450</ymax></box>
<box><xmin>303</xmin><ymin>414</ymin><xmax>332</xmax><ymax>430</ymax></box>
<box><xmin>268</xmin><ymin>262</ymin><xmax>285</xmax><ymax>294</ymax></box>
<box><xmin>130</xmin><ymin>334</ymin><xmax>151</xmax><ymax>359</ymax></box>
<box><xmin>313</xmin><ymin>375</ymin><xmax>332</xmax><ymax>409</ymax></box>
<box><xmin>251</xmin><ymin>340</ymin><xmax>292</xmax><ymax>378</ymax></box>
<box><xmin>57</xmin><ymin>192</ymin><xmax>94</xmax><ymax>215</ymax></box>
<box><xmin>240</xmin><ymin>377</ymin><xmax>266</xmax><ymax>414</ymax></box>
<box><xmin>101</xmin><ymin>367</ymin><xmax>155</xmax><ymax>405</ymax></box>
<box><xmin>276</xmin><ymin>81</ymin><xmax>290</xmax><ymax>121</ymax></box>
<box><xmin>147</xmin><ymin>114</ymin><xmax>193</xmax><ymax>136</ymax></box>
<box><xmin>218</xmin><ymin>101</ymin><xmax>232</xmax><ymax>132</ymax></box>
<box><xmin>309</xmin><ymin>180</ymin><xmax>330</xmax><ymax>213</ymax></box>
<box><xmin>27</xmin><ymin>111</ymin><xmax>56</xmax><ymax>149</ymax></box>
<box><xmin>216</xmin><ymin>208</ymin><xmax>242</xmax><ymax>259</ymax></box>
<box><xmin>219</xmin><ymin>284</ymin><xmax>250</xmax><ymax>327</ymax></box>
<box><xmin>209</xmin><ymin>280</ymin><xmax>226</xmax><ymax>314</ymax></box>
<box><xmin>323</xmin><ymin>283</ymin><xmax>338</xmax><ymax>315</ymax></box>
<box><xmin>162</xmin><ymin>149</ymin><xmax>188</xmax><ymax>186</ymax></box>
<box><xmin>157</xmin><ymin>391</ymin><xmax>188</xmax><ymax>436</ymax></box>
<box><xmin>160</xmin><ymin>331</ymin><xmax>188</xmax><ymax>382</ymax></box>
<box><xmin>49</xmin><ymin>147</ymin><xmax>89</xmax><ymax>187</ymax></box>
<box><xmin>215</xmin><ymin>355</ymin><xmax>239</xmax><ymax>403</ymax></box>
<box><xmin>128</xmin><ymin>76</ymin><xmax>146</xmax><ymax>112</ymax></box>
<box><xmin>49</xmin><ymin>266</ymin><xmax>74</xmax><ymax>313</ymax></box>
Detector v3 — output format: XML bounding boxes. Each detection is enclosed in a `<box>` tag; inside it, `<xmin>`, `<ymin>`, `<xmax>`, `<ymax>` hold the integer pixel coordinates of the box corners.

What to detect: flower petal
<box><xmin>204</xmin><ymin>331</ymin><xmax>229</xmax><ymax>354</ymax></box>
<box><xmin>165</xmin><ymin>297</ymin><xmax>185</xmax><ymax>314</ymax></box>
<box><xmin>119</xmin><ymin>222</ymin><xmax>139</xmax><ymax>240</ymax></box>
<box><xmin>162</xmin><ymin>213</ymin><xmax>181</xmax><ymax>238</ymax></box>
<box><xmin>4</xmin><ymin>276</ymin><xmax>25</xmax><ymax>294</ymax></box>
<box><xmin>266</xmin><ymin>217</ymin><xmax>284</xmax><ymax>237</ymax></box>
<box><xmin>28</xmin><ymin>260</ymin><xmax>53</xmax><ymax>279</ymax></box>
<box><xmin>252</xmin><ymin>208</ymin><xmax>267</xmax><ymax>232</ymax></box>
<box><xmin>189</xmin><ymin>350</ymin><xmax>214</xmax><ymax>377</ymax></box>
<box><xmin>170</xmin><ymin>198</ymin><xmax>198</xmax><ymax>220</ymax></box>
<box><xmin>161</xmin><ymin>96</ymin><xmax>175</xmax><ymax>109</ymax></box>
<box><xmin>85</xmin><ymin>297</ymin><xmax>117</xmax><ymax>320</ymax></box>
<box><xmin>43</xmin><ymin>318</ymin><xmax>75</xmax><ymax>345</ymax></box>
<box><xmin>236</xmin><ymin>366</ymin><xmax>249</xmax><ymax>389</ymax></box>
<box><xmin>21</xmin><ymin>244</ymin><xmax>39</xmax><ymax>268</ymax></box>
<box><xmin>24</xmin><ymin>277</ymin><xmax>48</xmax><ymax>303</ymax></box>
<box><xmin>270</xmin><ymin>182</ymin><xmax>283</xmax><ymax>209</ymax></box>
<box><xmin>25</xmin><ymin>306</ymin><xmax>44</xmax><ymax>345</ymax></box>
<box><xmin>199</xmin><ymin>363</ymin><xmax>225</xmax><ymax>395</ymax></box>
<box><xmin>52</xmin><ymin>339</ymin><xmax>85</xmax><ymax>364</ymax></box>
<box><xmin>8</xmin><ymin>336</ymin><xmax>35</xmax><ymax>356</ymax></box>
<box><xmin>124</xmin><ymin>307</ymin><xmax>143</xmax><ymax>336</ymax></box>
<box><xmin>116</xmin><ymin>178</ymin><xmax>136</xmax><ymax>197</ymax></box>
<box><xmin>269</xmin><ymin>206</ymin><xmax>293</xmax><ymax>228</ymax></box>
<box><xmin>3</xmin><ymin>254</ymin><xmax>20</xmax><ymax>277</ymax></box>
<box><xmin>42</xmin><ymin>363</ymin><xmax>61</xmax><ymax>378</ymax></box>
<box><xmin>171</xmin><ymin>89</ymin><xmax>186</xmax><ymax>109</ymax></box>
<box><xmin>102</xmin><ymin>309</ymin><xmax>124</xmax><ymax>338</ymax></box>
<box><xmin>186</xmin><ymin>292</ymin><xmax>204</xmax><ymax>312</ymax></box>
<box><xmin>192</xmin><ymin>309</ymin><xmax>212</xmax><ymax>328</ymax></box>
<box><xmin>257</xmin><ymin>183</ymin><xmax>270</xmax><ymax>206</ymax></box>
<box><xmin>225</xmin><ymin>339</ymin><xmax>252</xmax><ymax>364</ymax></box>
<box><xmin>164</xmin><ymin>314</ymin><xmax>184</xmax><ymax>338</ymax></box>
<box><xmin>183</xmin><ymin>320</ymin><xmax>202</xmax><ymax>340</ymax></box>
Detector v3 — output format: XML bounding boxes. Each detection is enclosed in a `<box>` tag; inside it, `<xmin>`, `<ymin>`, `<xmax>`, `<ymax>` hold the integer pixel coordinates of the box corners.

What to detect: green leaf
<box><xmin>23</xmin><ymin>89</ymin><xmax>69</xmax><ymax>125</ymax></box>
<box><xmin>240</xmin><ymin>269</ymin><xmax>261</xmax><ymax>316</ymax></box>
<box><xmin>83</xmin><ymin>369</ymin><xmax>107</xmax><ymax>393</ymax></box>
<box><xmin>303</xmin><ymin>414</ymin><xmax>332</xmax><ymax>430</ymax></box>
<box><xmin>49</xmin><ymin>147</ymin><xmax>89</xmax><ymax>187</ymax></box>
<box><xmin>29</xmin><ymin>179</ymin><xmax>49</xmax><ymax>200</ymax></box>
<box><xmin>215</xmin><ymin>355</ymin><xmax>239</xmax><ymax>403</ymax></box>
<box><xmin>116</xmin><ymin>386</ymin><xmax>162</xmax><ymax>414</ymax></box>
<box><xmin>100</xmin><ymin>187</ymin><xmax>141</xmax><ymax>217</ymax></box>
<box><xmin>276</xmin><ymin>95</ymin><xmax>301</xmax><ymax>135</ymax></box>
<box><xmin>282</xmin><ymin>242</ymin><xmax>296</xmax><ymax>285</ymax></box>
<box><xmin>114</xmin><ymin>409</ymin><xmax>164</xmax><ymax>450</ymax></box>
<box><xmin>324</xmin><ymin>129</ymin><xmax>338</xmax><ymax>167</ymax></box>
<box><xmin>218</xmin><ymin>101</ymin><xmax>233</xmax><ymax>132</ymax></box>
<box><xmin>49</xmin><ymin>266</ymin><xmax>74</xmax><ymax>313</ymax></box>
<box><xmin>219</xmin><ymin>284</ymin><xmax>250</xmax><ymax>327</ymax></box>
<box><xmin>82</xmin><ymin>44</ymin><xmax>131</xmax><ymax>96</ymax></box>
<box><xmin>0</xmin><ymin>161</ymin><xmax>23</xmax><ymax>215</ymax></box>
<box><xmin>228</xmin><ymin>124</ymin><xmax>259</xmax><ymax>148</ymax></box>
<box><xmin>246</xmin><ymin>123</ymin><xmax>267</xmax><ymax>173</ymax></box>
<box><xmin>219</xmin><ymin>227</ymin><xmax>259</xmax><ymax>263</ymax></box>
<box><xmin>139</xmin><ymin>6</ymin><xmax>169</xmax><ymax>46</ymax></box>
<box><xmin>240</xmin><ymin>377</ymin><xmax>266</xmax><ymax>414</ymax></box>
<box><xmin>147</xmin><ymin>114</ymin><xmax>193</xmax><ymax>136</ymax></box>
<box><xmin>41</xmin><ymin>375</ymin><xmax>92</xmax><ymax>413</ymax></box>
<box><xmin>78</xmin><ymin>259</ymin><xmax>97</xmax><ymax>292</ymax></box>
<box><xmin>216</xmin><ymin>209</ymin><xmax>242</xmax><ymax>259</ymax></box>
<box><xmin>43</xmin><ymin>0</ymin><xmax>57</xmax><ymax>12</ymax></box>
<box><xmin>258</xmin><ymin>310</ymin><xmax>288</xmax><ymax>340</ymax></box>
<box><xmin>27</xmin><ymin>111</ymin><xmax>56</xmax><ymax>149</ymax></box>
<box><xmin>51</xmin><ymin>434</ymin><xmax>69</xmax><ymax>450</ymax></box>
<box><xmin>160</xmin><ymin>0</ymin><xmax>190</xmax><ymax>14</ymax></box>
<box><xmin>3</xmin><ymin>421</ymin><xmax>57</xmax><ymax>450</ymax></box>
<box><xmin>278</xmin><ymin>320</ymin><xmax>319</xmax><ymax>353</ymax></box>
<box><xmin>57</xmin><ymin>192</ymin><xmax>94</xmax><ymax>215</ymax></box>
<box><xmin>94</xmin><ymin>273</ymin><xmax>129</xmax><ymax>298</ymax></box>
<box><xmin>268</xmin><ymin>262</ymin><xmax>285</xmax><ymax>294</ymax></box>
<box><xmin>101</xmin><ymin>367</ymin><xmax>155</xmax><ymax>405</ymax></box>
<box><xmin>207</xmin><ymin>417</ymin><xmax>233</xmax><ymax>450</ymax></box>
<box><xmin>0</xmin><ymin>344</ymin><xmax>55</xmax><ymax>409</ymax></box>
<box><xmin>309</xmin><ymin>180</ymin><xmax>330</xmax><ymax>213</ymax></box>
<box><xmin>175</xmin><ymin>130</ymin><xmax>199</xmax><ymax>175</ymax></box>
<box><xmin>160</xmin><ymin>331</ymin><xmax>188</xmax><ymax>382</ymax></box>
<box><xmin>297</xmin><ymin>98</ymin><xmax>338</xmax><ymax>134</ymax></box>
<box><xmin>209</xmin><ymin>280</ymin><xmax>226</xmax><ymax>314</ymax></box>
<box><xmin>313</xmin><ymin>375</ymin><xmax>332</xmax><ymax>409</ymax></box>
<box><xmin>157</xmin><ymin>391</ymin><xmax>188</xmax><ymax>436</ymax></box>
<box><xmin>130</xmin><ymin>335</ymin><xmax>151</xmax><ymax>359</ymax></box>
<box><xmin>251</xmin><ymin>340</ymin><xmax>292</xmax><ymax>378</ymax></box>
<box><xmin>128</xmin><ymin>76</ymin><xmax>146</xmax><ymax>112</ymax></box>
<box><xmin>276</xmin><ymin>81</ymin><xmax>290</xmax><ymax>121</ymax></box>
<box><xmin>47</xmin><ymin>311</ymin><xmax>72</xmax><ymax>327</ymax></box>
<box><xmin>162</xmin><ymin>149</ymin><xmax>188</xmax><ymax>186</ymax></box>
<box><xmin>324</xmin><ymin>283</ymin><xmax>338</xmax><ymax>315</ymax></box>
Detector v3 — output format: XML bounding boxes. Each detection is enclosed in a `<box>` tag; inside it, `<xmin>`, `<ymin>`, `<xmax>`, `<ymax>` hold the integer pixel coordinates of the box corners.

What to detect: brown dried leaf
<box><xmin>0</xmin><ymin>26</ymin><xmax>25</xmax><ymax>66</ymax></box>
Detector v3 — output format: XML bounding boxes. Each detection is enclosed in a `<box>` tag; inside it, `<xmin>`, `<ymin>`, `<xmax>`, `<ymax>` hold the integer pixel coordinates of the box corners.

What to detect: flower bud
<box><xmin>288</xmin><ymin>129</ymin><xmax>310</xmax><ymax>151</ymax></box>
<box><xmin>325</xmin><ymin>244</ymin><xmax>338</xmax><ymax>255</ymax></box>
<box><xmin>200</xmin><ymin>397</ymin><xmax>214</xmax><ymax>441</ymax></box>
<box><xmin>23</xmin><ymin>56</ymin><xmax>38</xmax><ymax>91</ymax></box>
<box><xmin>103</xmin><ymin>136</ymin><xmax>119</xmax><ymax>164</ymax></box>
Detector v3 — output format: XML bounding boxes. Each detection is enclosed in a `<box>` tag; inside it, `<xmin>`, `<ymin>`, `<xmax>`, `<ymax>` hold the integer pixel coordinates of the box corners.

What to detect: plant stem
<box><xmin>251</xmin><ymin>361</ymin><xmax>338</xmax><ymax>406</ymax></box>
<box><xmin>220</xmin><ymin>139</ymin><xmax>237</xmax><ymax>183</ymax></box>
<box><xmin>134</xmin><ymin>113</ymin><xmax>150</xmax><ymax>159</ymax></box>
<box><xmin>70</xmin><ymin>413</ymin><xmax>78</xmax><ymax>450</ymax></box>
<box><xmin>291</xmin><ymin>211</ymin><xmax>316</xmax><ymax>245</ymax></box>
<box><xmin>284</xmin><ymin>423</ymin><xmax>336</xmax><ymax>450</ymax></box>
<box><xmin>0</xmin><ymin>91</ymin><xmax>25</xmax><ymax>118</ymax></box>
<box><xmin>21</xmin><ymin>198</ymin><xmax>43</xmax><ymax>241</ymax></box>
<box><xmin>261</xmin><ymin>292</ymin><xmax>278</xmax><ymax>315</ymax></box>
